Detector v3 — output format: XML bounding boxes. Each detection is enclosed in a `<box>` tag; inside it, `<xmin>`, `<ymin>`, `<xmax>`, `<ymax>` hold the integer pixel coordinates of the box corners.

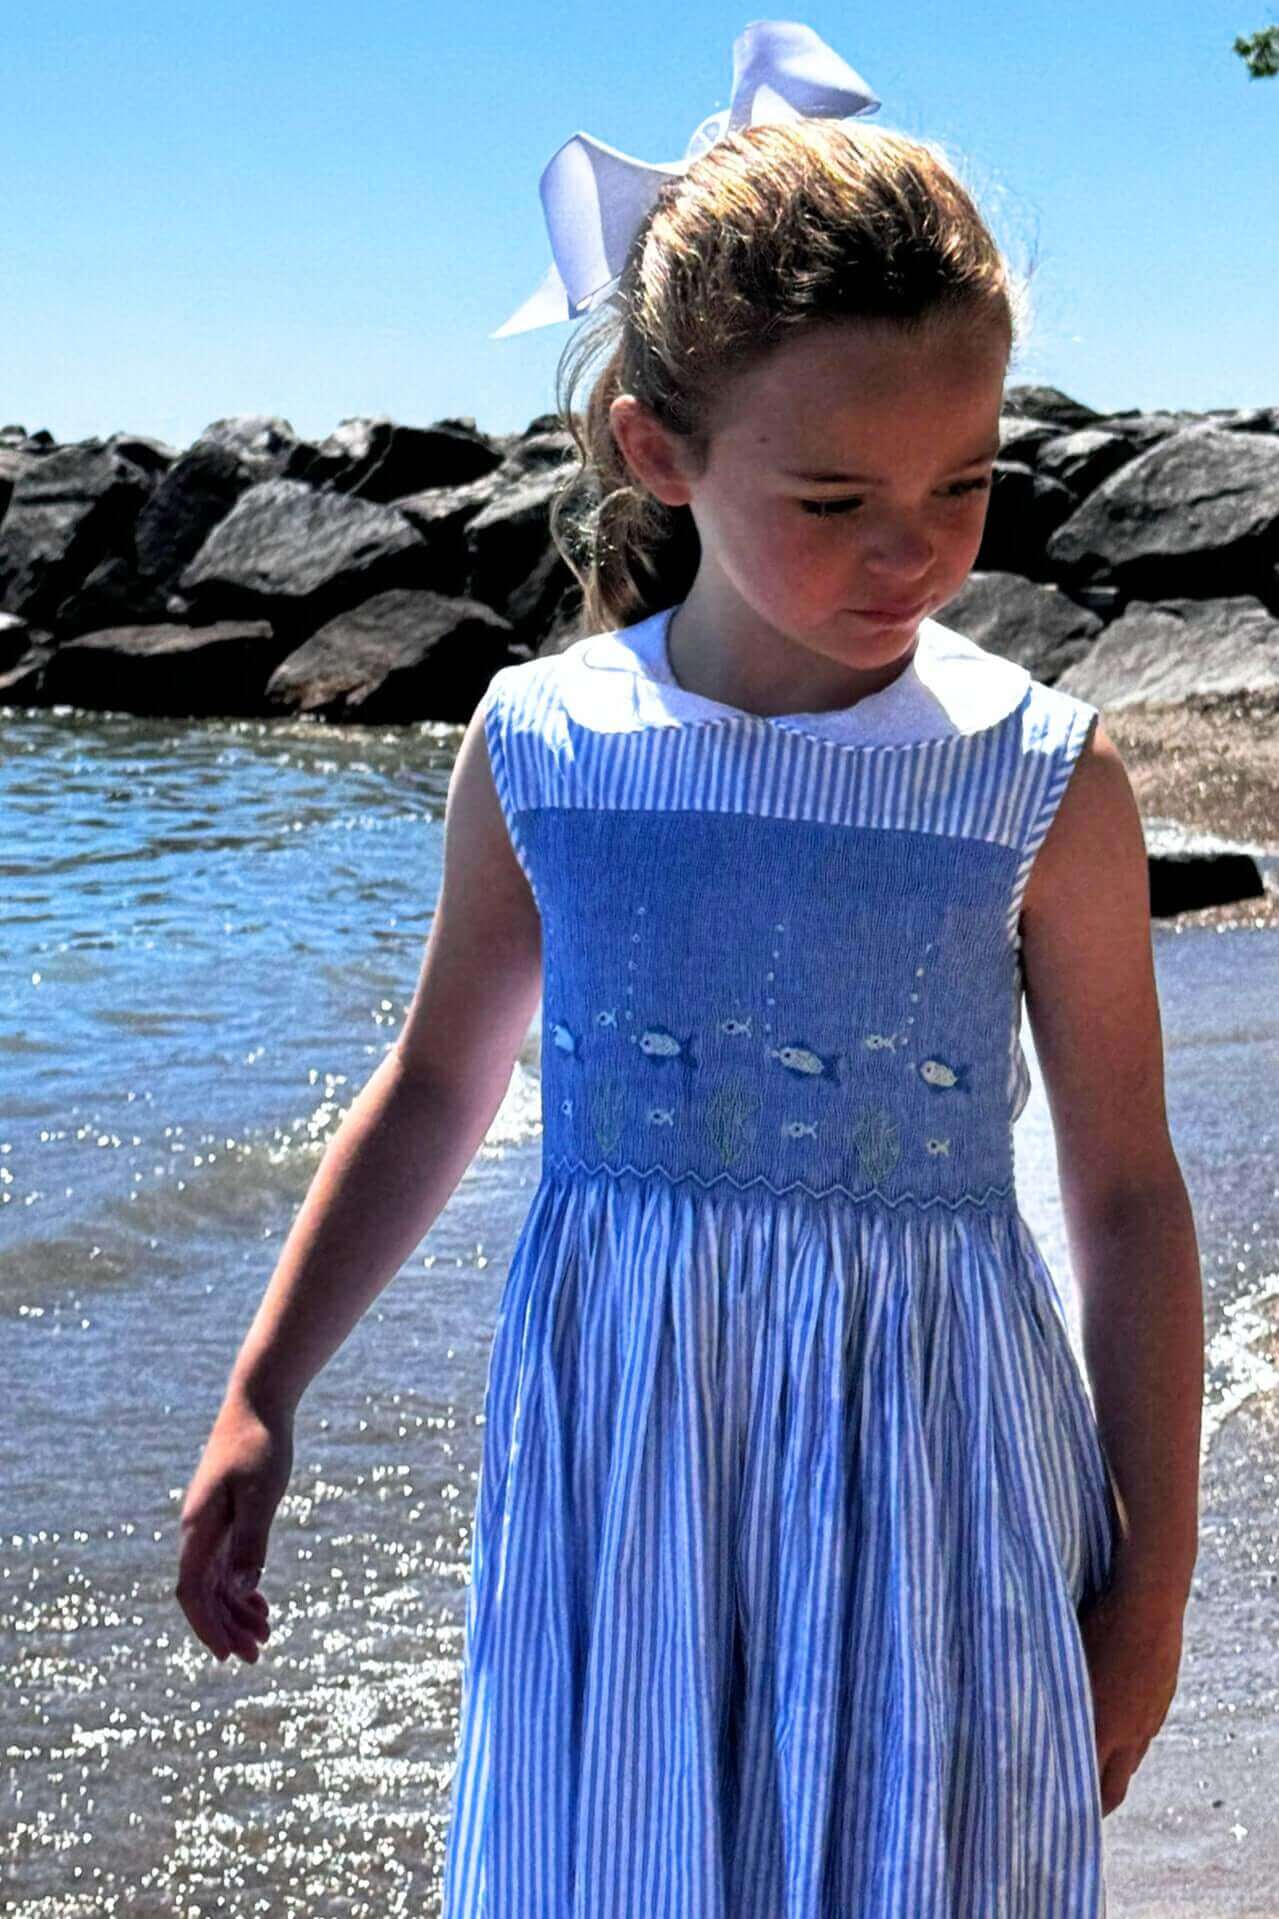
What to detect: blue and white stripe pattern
<box><xmin>442</xmin><ymin>612</ymin><xmax>1116</xmax><ymax>1917</ymax></box>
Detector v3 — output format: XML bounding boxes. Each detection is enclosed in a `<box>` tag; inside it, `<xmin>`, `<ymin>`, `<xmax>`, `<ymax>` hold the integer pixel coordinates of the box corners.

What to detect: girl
<box><xmin>176</xmin><ymin>24</ymin><xmax>1203</xmax><ymax>1917</ymax></box>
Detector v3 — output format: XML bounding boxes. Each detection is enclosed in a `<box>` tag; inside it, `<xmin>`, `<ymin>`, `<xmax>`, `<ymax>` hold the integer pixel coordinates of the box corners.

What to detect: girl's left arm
<box><xmin>1018</xmin><ymin>720</ymin><xmax>1204</xmax><ymax>1604</ymax></box>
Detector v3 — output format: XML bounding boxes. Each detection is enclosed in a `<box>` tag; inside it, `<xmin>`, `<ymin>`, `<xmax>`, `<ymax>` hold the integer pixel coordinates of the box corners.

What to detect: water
<box><xmin>2</xmin><ymin>703</ymin><xmax>1276</xmax><ymax>1915</ymax></box>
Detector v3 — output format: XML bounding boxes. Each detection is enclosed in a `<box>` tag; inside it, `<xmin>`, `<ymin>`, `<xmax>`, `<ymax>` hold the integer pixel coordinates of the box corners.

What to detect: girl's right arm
<box><xmin>176</xmin><ymin>689</ymin><xmax>542</xmax><ymax>1662</ymax></box>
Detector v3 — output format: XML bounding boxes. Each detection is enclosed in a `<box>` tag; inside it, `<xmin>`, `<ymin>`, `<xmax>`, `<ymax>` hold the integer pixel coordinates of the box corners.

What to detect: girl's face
<box><xmin>614</xmin><ymin>315</ymin><xmax>1008</xmax><ymax>678</ymax></box>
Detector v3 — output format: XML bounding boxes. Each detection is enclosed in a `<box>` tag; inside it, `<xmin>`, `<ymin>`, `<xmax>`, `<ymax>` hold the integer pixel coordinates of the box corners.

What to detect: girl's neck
<box><xmin>665</xmin><ymin>597</ymin><xmax>922</xmax><ymax>719</ymax></box>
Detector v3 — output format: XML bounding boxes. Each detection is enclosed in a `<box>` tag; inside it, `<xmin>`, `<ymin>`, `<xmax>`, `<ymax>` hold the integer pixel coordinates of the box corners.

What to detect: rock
<box><xmin>0</xmin><ymin>437</ymin><xmax>164</xmax><ymax>629</ymax></box>
<box><xmin>193</xmin><ymin>416</ymin><xmax>301</xmax><ymax>476</ymax></box>
<box><xmin>933</xmin><ymin>571</ymin><xmax>1104</xmax><ymax>681</ymax></box>
<box><xmin>463</xmin><ymin>457</ymin><xmax>575</xmax><ymax>634</ymax></box>
<box><xmin>34</xmin><ymin>619</ymin><xmax>289</xmax><ymax>718</ymax></box>
<box><xmin>1054</xmin><ymin>597</ymin><xmax>1279</xmax><ymax>706</ymax></box>
<box><xmin>995</xmin><ymin>416</ymin><xmax>1062</xmax><ymax>466</ymax></box>
<box><xmin>283</xmin><ymin>415</ymin><xmax>505</xmax><ymax>500</ymax></box>
<box><xmin>394</xmin><ymin>469</ymin><xmax>520</xmax><ymax>599</ymax></box>
<box><xmin>0</xmin><ymin>440</ymin><xmax>50</xmax><ymax>526</ymax></box>
<box><xmin>263</xmin><ymin>589</ymin><xmax>514</xmax><ymax>722</ymax></box>
<box><xmin>501</xmin><ymin>543</ymin><xmax>583</xmax><ymax>650</ymax></box>
<box><xmin>0</xmin><ymin>610</ymin><xmax>35</xmax><ymax>674</ymax></box>
<box><xmin>1148</xmin><ymin>850</ymin><xmax>1267</xmax><ymax>917</ymax></box>
<box><xmin>0</xmin><ymin>635</ymin><xmax>57</xmax><ymax>703</ymax></box>
<box><xmin>55</xmin><ymin>555</ymin><xmax>176</xmax><ymax>635</ymax></box>
<box><xmin>134</xmin><ymin>437</ymin><xmax>273</xmax><ymax>580</ymax></box>
<box><xmin>1003</xmin><ymin>386</ymin><xmax>1107</xmax><ymax>432</ymax></box>
<box><xmin>177</xmin><ymin>476</ymin><xmax>434</xmax><ymax>635</ymax></box>
<box><xmin>974</xmin><ymin>462</ymin><xmax>1080</xmax><ymax>582</ymax></box>
<box><xmin>1034</xmin><ymin>428</ymin><xmax>1143</xmax><ymax>498</ymax></box>
<box><xmin>1046</xmin><ymin>426</ymin><xmax>1279</xmax><ymax>601</ymax></box>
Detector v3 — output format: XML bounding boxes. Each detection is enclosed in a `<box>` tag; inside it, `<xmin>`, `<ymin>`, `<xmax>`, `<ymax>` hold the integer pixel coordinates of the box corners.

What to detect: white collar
<box><xmin>563</xmin><ymin>603</ymin><xmax>1031</xmax><ymax>745</ymax></box>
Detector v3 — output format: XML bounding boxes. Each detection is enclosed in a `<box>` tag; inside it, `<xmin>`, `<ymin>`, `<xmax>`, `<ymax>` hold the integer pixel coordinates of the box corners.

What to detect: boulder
<box><xmin>34</xmin><ymin>618</ymin><xmax>290</xmax><ymax>718</ymax></box>
<box><xmin>263</xmin><ymin>589</ymin><xmax>514</xmax><ymax>722</ymax></box>
<box><xmin>934</xmin><ymin>571</ymin><xmax>1103</xmax><ymax>681</ymax></box>
<box><xmin>177</xmin><ymin>477</ymin><xmax>435</xmax><ymax>636</ymax></box>
<box><xmin>0</xmin><ymin>436</ymin><xmax>170</xmax><ymax>629</ymax></box>
<box><xmin>1054</xmin><ymin>597</ymin><xmax>1279</xmax><ymax>706</ymax></box>
<box><xmin>1046</xmin><ymin>427</ymin><xmax>1279</xmax><ymax>602</ymax></box>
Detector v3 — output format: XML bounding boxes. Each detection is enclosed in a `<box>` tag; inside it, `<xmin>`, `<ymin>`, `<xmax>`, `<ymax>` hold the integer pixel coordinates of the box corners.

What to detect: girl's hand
<box><xmin>175</xmin><ymin>1393</ymin><xmax>293</xmax><ymax>1665</ymax></box>
<box><xmin>1077</xmin><ymin>1566</ymin><xmax>1187</xmax><ymax>1816</ymax></box>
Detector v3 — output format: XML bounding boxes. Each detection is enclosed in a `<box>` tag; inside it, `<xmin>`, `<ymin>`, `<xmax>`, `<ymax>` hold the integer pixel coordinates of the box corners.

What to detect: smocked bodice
<box><xmin>482</xmin><ymin>606</ymin><xmax>1099</xmax><ymax>1213</ymax></box>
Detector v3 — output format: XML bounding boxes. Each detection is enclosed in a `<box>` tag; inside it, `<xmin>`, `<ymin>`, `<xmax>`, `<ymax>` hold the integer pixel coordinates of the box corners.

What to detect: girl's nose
<box><xmin>857</xmin><ymin>518</ymin><xmax>935</xmax><ymax>577</ymax></box>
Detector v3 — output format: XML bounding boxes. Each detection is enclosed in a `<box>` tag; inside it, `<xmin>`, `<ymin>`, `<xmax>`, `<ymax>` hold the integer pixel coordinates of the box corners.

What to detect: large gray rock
<box><xmin>934</xmin><ymin>571</ymin><xmax>1104</xmax><ymax>681</ymax></box>
<box><xmin>33</xmin><ymin>618</ymin><xmax>288</xmax><ymax>717</ymax></box>
<box><xmin>1054</xmin><ymin>596</ymin><xmax>1279</xmax><ymax>706</ymax></box>
<box><xmin>0</xmin><ymin>436</ymin><xmax>172</xmax><ymax>628</ymax></box>
<box><xmin>1046</xmin><ymin>427</ymin><xmax>1279</xmax><ymax>602</ymax></box>
<box><xmin>177</xmin><ymin>476</ymin><xmax>433</xmax><ymax>633</ymax></box>
<box><xmin>263</xmin><ymin>589</ymin><xmax>514</xmax><ymax>722</ymax></box>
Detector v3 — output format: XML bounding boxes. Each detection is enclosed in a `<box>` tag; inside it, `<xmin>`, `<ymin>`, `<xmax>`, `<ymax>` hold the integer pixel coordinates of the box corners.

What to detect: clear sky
<box><xmin>3</xmin><ymin>1</ymin><xmax>1276</xmax><ymax>453</ymax></box>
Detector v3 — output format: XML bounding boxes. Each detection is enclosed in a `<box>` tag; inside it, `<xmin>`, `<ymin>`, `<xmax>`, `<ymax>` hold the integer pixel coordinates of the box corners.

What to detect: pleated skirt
<box><xmin>441</xmin><ymin>1164</ymin><xmax>1118</xmax><ymax>1919</ymax></box>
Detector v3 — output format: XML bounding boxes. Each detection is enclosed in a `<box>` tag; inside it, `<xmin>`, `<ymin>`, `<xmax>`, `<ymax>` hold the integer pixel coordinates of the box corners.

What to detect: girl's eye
<box><xmin>800</xmin><ymin>477</ymin><xmax>992</xmax><ymax>519</ymax></box>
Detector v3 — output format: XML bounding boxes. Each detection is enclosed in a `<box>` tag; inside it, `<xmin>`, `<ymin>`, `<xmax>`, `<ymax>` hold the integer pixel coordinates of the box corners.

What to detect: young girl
<box><xmin>176</xmin><ymin>23</ymin><xmax>1203</xmax><ymax>1916</ymax></box>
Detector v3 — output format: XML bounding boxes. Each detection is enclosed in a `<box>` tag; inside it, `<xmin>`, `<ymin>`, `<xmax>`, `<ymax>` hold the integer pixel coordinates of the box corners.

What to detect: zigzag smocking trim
<box><xmin>541</xmin><ymin>1152</ymin><xmax>1018</xmax><ymax>1212</ymax></box>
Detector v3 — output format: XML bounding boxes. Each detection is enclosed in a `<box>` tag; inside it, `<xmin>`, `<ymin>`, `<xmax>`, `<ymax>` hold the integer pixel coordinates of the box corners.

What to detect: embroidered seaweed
<box><xmin>706</xmin><ymin>1078</ymin><xmax>762</xmax><ymax>1167</ymax></box>
<box><xmin>854</xmin><ymin>1105</ymin><xmax>902</xmax><ymax>1182</ymax></box>
<box><xmin>589</xmin><ymin>1075</ymin><xmax>626</xmax><ymax>1154</ymax></box>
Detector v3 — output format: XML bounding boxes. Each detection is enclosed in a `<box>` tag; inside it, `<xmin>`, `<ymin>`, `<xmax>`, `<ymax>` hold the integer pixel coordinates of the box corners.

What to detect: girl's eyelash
<box><xmin>800</xmin><ymin>478</ymin><xmax>992</xmax><ymax>518</ymax></box>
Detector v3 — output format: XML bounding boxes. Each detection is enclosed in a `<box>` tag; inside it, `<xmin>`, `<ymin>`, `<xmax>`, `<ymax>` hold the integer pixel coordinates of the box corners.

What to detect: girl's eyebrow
<box><xmin>781</xmin><ymin>435</ymin><xmax>1002</xmax><ymax>482</ymax></box>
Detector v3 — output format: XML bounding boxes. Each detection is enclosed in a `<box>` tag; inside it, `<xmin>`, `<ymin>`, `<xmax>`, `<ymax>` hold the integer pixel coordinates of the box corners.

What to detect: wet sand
<box><xmin>1101</xmin><ymin>695</ymin><xmax>1279</xmax><ymax>927</ymax></box>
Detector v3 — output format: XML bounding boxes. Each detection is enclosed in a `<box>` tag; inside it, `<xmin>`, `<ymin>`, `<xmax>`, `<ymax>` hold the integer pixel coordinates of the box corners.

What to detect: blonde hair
<box><xmin>548</xmin><ymin>118</ymin><xmax>1028</xmax><ymax>637</ymax></box>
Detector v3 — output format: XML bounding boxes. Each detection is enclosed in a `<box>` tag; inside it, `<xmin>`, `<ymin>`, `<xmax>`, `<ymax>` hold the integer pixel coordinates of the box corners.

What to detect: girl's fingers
<box><xmin>219</xmin><ymin>1586</ymin><xmax>271</xmax><ymax>1641</ymax></box>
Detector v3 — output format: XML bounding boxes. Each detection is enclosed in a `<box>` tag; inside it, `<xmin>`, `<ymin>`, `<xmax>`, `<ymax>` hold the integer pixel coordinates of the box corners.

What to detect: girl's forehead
<box><xmin>719</xmin><ymin>373</ymin><xmax>1005</xmax><ymax>471</ymax></box>
<box><xmin>719</xmin><ymin>323</ymin><xmax>1007</xmax><ymax>427</ymax></box>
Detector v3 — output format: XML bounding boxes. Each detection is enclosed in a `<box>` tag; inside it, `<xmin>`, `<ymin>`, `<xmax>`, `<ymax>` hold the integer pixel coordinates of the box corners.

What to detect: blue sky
<box><xmin>3</xmin><ymin>1</ymin><xmax>1276</xmax><ymax>452</ymax></box>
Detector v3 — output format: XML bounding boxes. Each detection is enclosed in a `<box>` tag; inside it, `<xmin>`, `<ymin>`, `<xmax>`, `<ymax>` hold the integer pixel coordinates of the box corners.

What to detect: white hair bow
<box><xmin>491</xmin><ymin>20</ymin><xmax>881</xmax><ymax>339</ymax></box>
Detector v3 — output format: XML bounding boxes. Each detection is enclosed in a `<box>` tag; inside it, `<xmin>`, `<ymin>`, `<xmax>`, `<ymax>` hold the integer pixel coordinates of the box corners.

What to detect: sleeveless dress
<box><xmin>441</xmin><ymin>603</ymin><xmax>1120</xmax><ymax>1919</ymax></box>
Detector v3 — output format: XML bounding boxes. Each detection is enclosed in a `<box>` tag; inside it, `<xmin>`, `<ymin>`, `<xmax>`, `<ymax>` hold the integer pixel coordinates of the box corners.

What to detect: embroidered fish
<box><xmin>925</xmin><ymin>1136</ymin><xmax>951</xmax><ymax>1156</ymax></box>
<box><xmin>719</xmin><ymin>1016</ymin><xmax>752</xmax><ymax>1037</ymax></box>
<box><xmin>782</xmin><ymin>1119</ymin><xmax>818</xmax><ymax>1139</ymax></box>
<box><xmin>918</xmin><ymin>1057</ymin><xmax>970</xmax><ymax>1092</ymax></box>
<box><xmin>638</xmin><ymin>1025</ymin><xmax>698</xmax><ymax>1068</ymax></box>
<box><xmin>647</xmin><ymin>1106</ymin><xmax>676</xmax><ymax>1127</ymax></box>
<box><xmin>595</xmin><ymin>1008</ymin><xmax>619</xmax><ymax>1028</ymax></box>
<box><xmin>863</xmin><ymin>1032</ymin><xmax>900</xmax><ymax>1052</ymax></box>
<box><xmin>550</xmin><ymin>1021</ymin><xmax>582</xmax><ymax>1061</ymax></box>
<box><xmin>769</xmin><ymin>1041</ymin><xmax>841</xmax><ymax>1082</ymax></box>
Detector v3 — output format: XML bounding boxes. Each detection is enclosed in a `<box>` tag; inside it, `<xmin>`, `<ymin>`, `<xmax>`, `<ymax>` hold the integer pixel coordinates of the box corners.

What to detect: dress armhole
<box><xmin>1007</xmin><ymin>698</ymin><xmax>1100</xmax><ymax>949</ymax></box>
<box><xmin>481</xmin><ymin>666</ymin><xmax>543</xmax><ymax>913</ymax></box>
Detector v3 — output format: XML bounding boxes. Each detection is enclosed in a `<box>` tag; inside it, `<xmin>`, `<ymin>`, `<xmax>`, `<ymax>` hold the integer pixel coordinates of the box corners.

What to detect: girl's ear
<box><xmin>609</xmin><ymin>394</ymin><xmax>696</xmax><ymax>509</ymax></box>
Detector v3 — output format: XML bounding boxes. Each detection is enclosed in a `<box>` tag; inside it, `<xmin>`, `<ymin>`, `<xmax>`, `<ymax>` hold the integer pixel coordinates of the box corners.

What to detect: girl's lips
<box><xmin>851</xmin><ymin>600</ymin><xmax>927</xmax><ymax>621</ymax></box>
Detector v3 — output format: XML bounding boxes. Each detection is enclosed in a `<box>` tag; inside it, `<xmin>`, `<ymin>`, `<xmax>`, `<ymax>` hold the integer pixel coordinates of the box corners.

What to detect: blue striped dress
<box><xmin>441</xmin><ymin>603</ymin><xmax>1119</xmax><ymax>1919</ymax></box>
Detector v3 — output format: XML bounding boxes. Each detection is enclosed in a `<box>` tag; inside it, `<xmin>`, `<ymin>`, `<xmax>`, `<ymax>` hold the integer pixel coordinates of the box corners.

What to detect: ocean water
<box><xmin>2</xmin><ymin>701</ymin><xmax>1276</xmax><ymax>1916</ymax></box>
